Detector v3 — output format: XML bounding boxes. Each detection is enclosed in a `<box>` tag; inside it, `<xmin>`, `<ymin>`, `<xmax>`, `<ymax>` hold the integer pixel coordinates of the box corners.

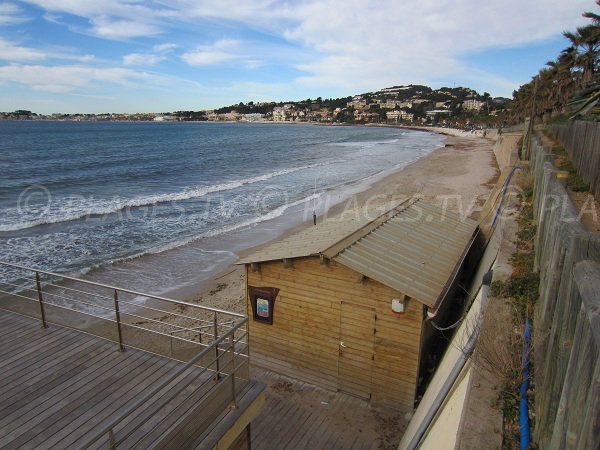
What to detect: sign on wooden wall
<box><xmin>249</xmin><ymin>286</ymin><xmax>280</xmax><ymax>325</ymax></box>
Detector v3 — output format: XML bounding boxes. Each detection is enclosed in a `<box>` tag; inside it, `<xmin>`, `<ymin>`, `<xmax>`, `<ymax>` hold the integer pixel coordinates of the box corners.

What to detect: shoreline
<box><xmin>189</xmin><ymin>129</ymin><xmax>500</xmax><ymax>314</ymax></box>
<box><xmin>73</xmin><ymin>126</ymin><xmax>443</xmax><ymax>307</ymax></box>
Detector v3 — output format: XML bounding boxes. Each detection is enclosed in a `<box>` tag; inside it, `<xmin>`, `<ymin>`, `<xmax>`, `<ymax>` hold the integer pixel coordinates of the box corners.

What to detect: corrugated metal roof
<box><xmin>237</xmin><ymin>200</ymin><xmax>412</xmax><ymax>264</ymax></box>
<box><xmin>239</xmin><ymin>200</ymin><xmax>477</xmax><ymax>309</ymax></box>
<box><xmin>333</xmin><ymin>202</ymin><xmax>477</xmax><ymax>308</ymax></box>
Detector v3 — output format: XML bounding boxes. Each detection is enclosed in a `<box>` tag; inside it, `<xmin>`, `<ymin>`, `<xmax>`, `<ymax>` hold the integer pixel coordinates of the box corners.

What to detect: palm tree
<box><xmin>583</xmin><ymin>0</ymin><xmax>600</xmax><ymax>24</ymax></box>
<box><xmin>545</xmin><ymin>48</ymin><xmax>579</xmax><ymax>112</ymax></box>
<box><xmin>564</xmin><ymin>24</ymin><xmax>600</xmax><ymax>84</ymax></box>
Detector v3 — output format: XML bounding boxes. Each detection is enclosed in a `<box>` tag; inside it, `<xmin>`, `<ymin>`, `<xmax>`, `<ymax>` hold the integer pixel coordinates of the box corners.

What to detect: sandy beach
<box><xmin>191</xmin><ymin>129</ymin><xmax>500</xmax><ymax>315</ymax></box>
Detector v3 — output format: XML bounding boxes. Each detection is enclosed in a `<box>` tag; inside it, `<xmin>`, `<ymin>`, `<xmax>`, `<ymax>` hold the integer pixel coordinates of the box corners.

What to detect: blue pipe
<box><xmin>491</xmin><ymin>165</ymin><xmax>523</xmax><ymax>229</ymax></box>
<box><xmin>520</xmin><ymin>318</ymin><xmax>531</xmax><ymax>450</ymax></box>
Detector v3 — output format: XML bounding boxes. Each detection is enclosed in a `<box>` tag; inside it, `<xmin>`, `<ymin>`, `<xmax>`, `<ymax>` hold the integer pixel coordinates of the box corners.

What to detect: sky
<box><xmin>0</xmin><ymin>0</ymin><xmax>594</xmax><ymax>114</ymax></box>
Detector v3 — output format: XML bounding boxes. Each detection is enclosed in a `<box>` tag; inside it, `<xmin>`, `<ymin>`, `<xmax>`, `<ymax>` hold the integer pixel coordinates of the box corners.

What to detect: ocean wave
<box><xmin>327</xmin><ymin>138</ymin><xmax>401</xmax><ymax>147</ymax></box>
<box><xmin>66</xmin><ymin>192</ymin><xmax>322</xmax><ymax>277</ymax></box>
<box><xmin>0</xmin><ymin>164</ymin><xmax>320</xmax><ymax>232</ymax></box>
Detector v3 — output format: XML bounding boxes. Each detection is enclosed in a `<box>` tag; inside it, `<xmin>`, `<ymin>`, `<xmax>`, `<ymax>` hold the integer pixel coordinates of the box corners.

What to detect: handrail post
<box><xmin>214</xmin><ymin>312</ymin><xmax>220</xmax><ymax>380</ymax></box>
<box><xmin>35</xmin><ymin>272</ymin><xmax>48</xmax><ymax>328</ymax></box>
<box><xmin>113</xmin><ymin>290</ymin><xmax>125</xmax><ymax>352</ymax></box>
<box><xmin>230</xmin><ymin>334</ymin><xmax>237</xmax><ymax>408</ymax></box>
<box><xmin>108</xmin><ymin>428</ymin><xmax>116</xmax><ymax>449</ymax></box>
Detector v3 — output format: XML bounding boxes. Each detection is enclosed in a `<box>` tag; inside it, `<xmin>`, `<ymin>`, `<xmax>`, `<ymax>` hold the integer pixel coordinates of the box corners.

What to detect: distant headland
<box><xmin>0</xmin><ymin>84</ymin><xmax>511</xmax><ymax>129</ymax></box>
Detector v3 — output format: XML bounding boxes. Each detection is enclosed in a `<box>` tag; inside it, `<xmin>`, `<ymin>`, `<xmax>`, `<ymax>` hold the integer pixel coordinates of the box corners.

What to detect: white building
<box><xmin>386</xmin><ymin>110</ymin><xmax>414</xmax><ymax>122</ymax></box>
<box><xmin>462</xmin><ymin>99</ymin><xmax>485</xmax><ymax>112</ymax></box>
<box><xmin>272</xmin><ymin>105</ymin><xmax>293</xmax><ymax>121</ymax></box>
<box><xmin>241</xmin><ymin>113</ymin><xmax>265</xmax><ymax>122</ymax></box>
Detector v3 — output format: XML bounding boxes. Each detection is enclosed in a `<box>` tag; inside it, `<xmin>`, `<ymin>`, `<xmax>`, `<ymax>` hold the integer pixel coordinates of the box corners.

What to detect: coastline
<box><xmin>190</xmin><ymin>130</ymin><xmax>500</xmax><ymax>314</ymax></box>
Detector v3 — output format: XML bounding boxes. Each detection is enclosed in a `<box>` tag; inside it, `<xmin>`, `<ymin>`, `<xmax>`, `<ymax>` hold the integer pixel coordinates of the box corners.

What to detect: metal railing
<box><xmin>84</xmin><ymin>317</ymin><xmax>249</xmax><ymax>449</ymax></box>
<box><xmin>0</xmin><ymin>260</ymin><xmax>250</xmax><ymax>448</ymax></box>
<box><xmin>0</xmin><ymin>260</ymin><xmax>246</xmax><ymax>361</ymax></box>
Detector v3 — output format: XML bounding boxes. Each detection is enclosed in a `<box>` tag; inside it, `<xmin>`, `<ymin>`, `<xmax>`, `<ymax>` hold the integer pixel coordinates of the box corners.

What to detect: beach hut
<box><xmin>238</xmin><ymin>199</ymin><xmax>478</xmax><ymax>410</ymax></box>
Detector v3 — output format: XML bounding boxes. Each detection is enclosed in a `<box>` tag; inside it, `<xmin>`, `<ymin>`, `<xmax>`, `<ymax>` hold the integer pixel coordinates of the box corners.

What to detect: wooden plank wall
<box><xmin>528</xmin><ymin>136</ymin><xmax>600</xmax><ymax>449</ymax></box>
<box><xmin>548</xmin><ymin>120</ymin><xmax>600</xmax><ymax>201</ymax></box>
<box><xmin>246</xmin><ymin>256</ymin><xmax>423</xmax><ymax>410</ymax></box>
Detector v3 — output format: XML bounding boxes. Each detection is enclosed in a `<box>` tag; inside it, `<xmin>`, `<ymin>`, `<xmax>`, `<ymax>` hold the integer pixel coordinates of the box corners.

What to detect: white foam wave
<box><xmin>328</xmin><ymin>138</ymin><xmax>401</xmax><ymax>147</ymax></box>
<box><xmin>70</xmin><ymin>192</ymin><xmax>322</xmax><ymax>276</ymax></box>
<box><xmin>0</xmin><ymin>164</ymin><xmax>318</xmax><ymax>232</ymax></box>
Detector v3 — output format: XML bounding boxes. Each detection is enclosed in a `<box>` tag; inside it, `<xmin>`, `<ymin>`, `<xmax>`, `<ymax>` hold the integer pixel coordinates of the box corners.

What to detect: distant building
<box><xmin>271</xmin><ymin>107</ymin><xmax>287</xmax><ymax>121</ymax></box>
<box><xmin>240</xmin><ymin>113</ymin><xmax>265</xmax><ymax>122</ymax></box>
<box><xmin>386</xmin><ymin>110</ymin><xmax>414</xmax><ymax>122</ymax></box>
<box><xmin>153</xmin><ymin>115</ymin><xmax>176</xmax><ymax>122</ymax></box>
<box><xmin>354</xmin><ymin>111</ymin><xmax>380</xmax><ymax>122</ymax></box>
<box><xmin>425</xmin><ymin>110</ymin><xmax>452</xmax><ymax>120</ymax></box>
<box><xmin>462</xmin><ymin>99</ymin><xmax>485</xmax><ymax>112</ymax></box>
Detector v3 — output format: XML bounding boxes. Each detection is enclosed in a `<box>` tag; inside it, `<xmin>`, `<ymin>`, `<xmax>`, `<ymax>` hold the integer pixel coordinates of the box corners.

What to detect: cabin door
<box><xmin>337</xmin><ymin>301</ymin><xmax>375</xmax><ymax>400</ymax></box>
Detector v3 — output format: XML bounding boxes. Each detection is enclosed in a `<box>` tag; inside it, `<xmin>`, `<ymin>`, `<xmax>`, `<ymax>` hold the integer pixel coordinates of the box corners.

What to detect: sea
<box><xmin>0</xmin><ymin>121</ymin><xmax>444</xmax><ymax>297</ymax></box>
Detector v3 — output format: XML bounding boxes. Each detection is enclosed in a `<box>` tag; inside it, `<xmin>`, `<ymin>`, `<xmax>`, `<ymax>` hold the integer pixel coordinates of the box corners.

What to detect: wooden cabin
<box><xmin>239</xmin><ymin>199</ymin><xmax>477</xmax><ymax>410</ymax></box>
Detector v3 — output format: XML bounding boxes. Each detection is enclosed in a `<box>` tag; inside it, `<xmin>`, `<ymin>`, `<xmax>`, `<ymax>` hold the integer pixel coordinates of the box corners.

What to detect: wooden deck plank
<box><xmin>262</xmin><ymin>402</ymin><xmax>306</xmax><ymax>448</ymax></box>
<box><xmin>125</xmin><ymin>372</ymin><xmax>226</xmax><ymax>449</ymax></box>
<box><xmin>0</xmin><ymin>335</ymin><xmax>99</xmax><ymax>398</ymax></box>
<box><xmin>250</xmin><ymin>366</ymin><xmax>407</xmax><ymax>450</ymax></box>
<box><xmin>0</xmin><ymin>325</ymin><xmax>75</xmax><ymax>364</ymax></box>
<box><xmin>26</xmin><ymin>354</ymin><xmax>176</xmax><ymax>449</ymax></box>
<box><xmin>0</xmin><ymin>339</ymin><xmax>111</xmax><ymax>412</ymax></box>
<box><xmin>111</xmin><ymin>369</ymin><xmax>206</xmax><ymax>444</ymax></box>
<box><xmin>249</xmin><ymin>396</ymin><xmax>284</xmax><ymax>438</ymax></box>
<box><xmin>0</xmin><ymin>326</ymin><xmax>72</xmax><ymax>360</ymax></box>
<box><xmin>116</xmin><ymin>368</ymin><xmax>218</xmax><ymax>447</ymax></box>
<box><xmin>286</xmin><ymin>414</ymin><xmax>323</xmax><ymax>450</ymax></box>
<box><xmin>277</xmin><ymin>408</ymin><xmax>314</xmax><ymax>448</ymax></box>
<box><xmin>0</xmin><ymin>342</ymin><xmax>128</xmax><ymax>423</ymax></box>
<box><xmin>0</xmin><ymin>316</ymin><xmax>38</xmax><ymax>337</ymax></box>
<box><xmin>50</xmin><ymin>357</ymin><xmax>178</xmax><ymax>448</ymax></box>
<box><xmin>0</xmin><ymin>330</ymin><xmax>92</xmax><ymax>379</ymax></box>
<box><xmin>0</xmin><ymin>351</ymin><xmax>149</xmax><ymax>448</ymax></box>
<box><xmin>0</xmin><ymin>308</ymin><xmax>254</xmax><ymax>450</ymax></box>
<box><xmin>0</xmin><ymin>312</ymin><xmax>52</xmax><ymax>335</ymax></box>
<box><xmin>252</xmin><ymin>398</ymin><xmax>297</xmax><ymax>448</ymax></box>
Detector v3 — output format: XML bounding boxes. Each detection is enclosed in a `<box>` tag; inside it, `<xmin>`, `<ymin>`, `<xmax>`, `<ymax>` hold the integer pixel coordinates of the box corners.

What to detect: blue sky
<box><xmin>0</xmin><ymin>0</ymin><xmax>593</xmax><ymax>114</ymax></box>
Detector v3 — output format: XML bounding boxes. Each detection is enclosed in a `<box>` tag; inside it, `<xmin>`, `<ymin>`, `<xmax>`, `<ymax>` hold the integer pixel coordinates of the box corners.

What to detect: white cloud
<box><xmin>79</xmin><ymin>54</ymin><xmax>95</xmax><ymax>62</ymax></box>
<box><xmin>11</xmin><ymin>0</ymin><xmax>594</xmax><ymax>101</ymax></box>
<box><xmin>181</xmin><ymin>39</ymin><xmax>240</xmax><ymax>66</ymax></box>
<box><xmin>0</xmin><ymin>63</ymin><xmax>161</xmax><ymax>93</ymax></box>
<box><xmin>153</xmin><ymin>43</ymin><xmax>178</xmax><ymax>53</ymax></box>
<box><xmin>123</xmin><ymin>52</ymin><xmax>165</xmax><ymax>66</ymax></box>
<box><xmin>0</xmin><ymin>38</ymin><xmax>46</xmax><ymax>61</ymax></box>
<box><xmin>181</xmin><ymin>50</ymin><xmax>234</xmax><ymax>66</ymax></box>
<box><xmin>276</xmin><ymin>0</ymin><xmax>589</xmax><ymax>93</ymax></box>
<box><xmin>122</xmin><ymin>42</ymin><xmax>178</xmax><ymax>67</ymax></box>
<box><xmin>90</xmin><ymin>16</ymin><xmax>162</xmax><ymax>39</ymax></box>
<box><xmin>0</xmin><ymin>2</ymin><xmax>28</xmax><ymax>25</ymax></box>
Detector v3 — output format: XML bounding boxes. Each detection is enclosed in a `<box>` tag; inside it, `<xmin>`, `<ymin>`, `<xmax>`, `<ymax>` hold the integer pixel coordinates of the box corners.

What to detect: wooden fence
<box><xmin>548</xmin><ymin>120</ymin><xmax>600</xmax><ymax>200</ymax></box>
<box><xmin>529</xmin><ymin>136</ymin><xmax>600</xmax><ymax>449</ymax></box>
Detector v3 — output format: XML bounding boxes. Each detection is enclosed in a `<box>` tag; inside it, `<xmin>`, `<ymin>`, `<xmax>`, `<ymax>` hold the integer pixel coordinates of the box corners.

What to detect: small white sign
<box><xmin>392</xmin><ymin>298</ymin><xmax>405</xmax><ymax>314</ymax></box>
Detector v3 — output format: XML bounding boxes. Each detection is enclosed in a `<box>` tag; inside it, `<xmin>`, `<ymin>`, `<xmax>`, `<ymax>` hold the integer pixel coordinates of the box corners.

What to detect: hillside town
<box><xmin>1</xmin><ymin>84</ymin><xmax>510</xmax><ymax>128</ymax></box>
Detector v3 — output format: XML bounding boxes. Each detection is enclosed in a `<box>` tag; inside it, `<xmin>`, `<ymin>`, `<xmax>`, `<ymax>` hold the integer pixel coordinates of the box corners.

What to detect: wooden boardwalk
<box><xmin>0</xmin><ymin>309</ymin><xmax>227</xmax><ymax>449</ymax></box>
<box><xmin>250</xmin><ymin>367</ymin><xmax>408</xmax><ymax>450</ymax></box>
